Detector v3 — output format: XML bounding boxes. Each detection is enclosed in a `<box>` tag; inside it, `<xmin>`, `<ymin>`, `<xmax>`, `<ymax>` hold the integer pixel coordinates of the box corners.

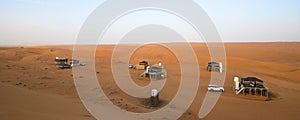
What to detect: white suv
<box><xmin>208</xmin><ymin>85</ymin><xmax>224</xmax><ymax>92</ymax></box>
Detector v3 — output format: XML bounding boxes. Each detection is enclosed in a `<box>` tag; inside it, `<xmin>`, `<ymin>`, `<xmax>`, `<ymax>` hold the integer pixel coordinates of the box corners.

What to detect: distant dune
<box><xmin>1</xmin><ymin>42</ymin><xmax>300</xmax><ymax>120</ymax></box>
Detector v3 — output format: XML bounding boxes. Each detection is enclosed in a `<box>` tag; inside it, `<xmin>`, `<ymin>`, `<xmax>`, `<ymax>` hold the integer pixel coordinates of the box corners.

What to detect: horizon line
<box><xmin>1</xmin><ymin>41</ymin><xmax>299</xmax><ymax>47</ymax></box>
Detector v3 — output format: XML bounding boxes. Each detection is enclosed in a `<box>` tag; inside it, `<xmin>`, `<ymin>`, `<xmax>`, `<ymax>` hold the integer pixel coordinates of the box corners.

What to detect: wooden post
<box><xmin>255</xmin><ymin>88</ymin><xmax>257</xmax><ymax>96</ymax></box>
<box><xmin>249</xmin><ymin>88</ymin><xmax>251</xmax><ymax>95</ymax></box>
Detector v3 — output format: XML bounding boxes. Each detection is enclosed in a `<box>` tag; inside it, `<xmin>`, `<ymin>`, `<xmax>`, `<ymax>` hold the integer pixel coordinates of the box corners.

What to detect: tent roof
<box><xmin>242</xmin><ymin>77</ymin><xmax>264</xmax><ymax>82</ymax></box>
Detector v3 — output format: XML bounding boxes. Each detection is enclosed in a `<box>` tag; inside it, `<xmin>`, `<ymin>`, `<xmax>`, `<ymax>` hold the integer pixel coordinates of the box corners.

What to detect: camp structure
<box><xmin>134</xmin><ymin>61</ymin><xmax>149</xmax><ymax>70</ymax></box>
<box><xmin>207</xmin><ymin>62</ymin><xmax>223</xmax><ymax>72</ymax></box>
<box><xmin>140</xmin><ymin>63</ymin><xmax>166</xmax><ymax>80</ymax></box>
<box><xmin>233</xmin><ymin>77</ymin><xmax>268</xmax><ymax>97</ymax></box>
<box><xmin>55</xmin><ymin>57</ymin><xmax>68</xmax><ymax>65</ymax></box>
<box><xmin>139</xmin><ymin>61</ymin><xmax>148</xmax><ymax>66</ymax></box>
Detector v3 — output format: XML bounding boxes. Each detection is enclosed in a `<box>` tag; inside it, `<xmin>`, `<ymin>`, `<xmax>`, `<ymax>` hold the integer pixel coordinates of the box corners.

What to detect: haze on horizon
<box><xmin>0</xmin><ymin>0</ymin><xmax>299</xmax><ymax>46</ymax></box>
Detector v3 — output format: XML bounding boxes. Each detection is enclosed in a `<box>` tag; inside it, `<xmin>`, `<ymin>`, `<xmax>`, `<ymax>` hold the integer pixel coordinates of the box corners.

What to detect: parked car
<box><xmin>79</xmin><ymin>62</ymin><xmax>86</xmax><ymax>66</ymax></box>
<box><xmin>208</xmin><ymin>85</ymin><xmax>224</xmax><ymax>92</ymax></box>
<box><xmin>59</xmin><ymin>64</ymin><xmax>72</xmax><ymax>69</ymax></box>
<box><xmin>70</xmin><ymin>60</ymin><xmax>86</xmax><ymax>66</ymax></box>
<box><xmin>129</xmin><ymin>64</ymin><xmax>135</xmax><ymax>69</ymax></box>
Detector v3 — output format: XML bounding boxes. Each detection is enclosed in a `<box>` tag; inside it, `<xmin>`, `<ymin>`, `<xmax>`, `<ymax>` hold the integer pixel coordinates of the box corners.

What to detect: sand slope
<box><xmin>0</xmin><ymin>83</ymin><xmax>93</xmax><ymax>120</ymax></box>
<box><xmin>1</xmin><ymin>42</ymin><xmax>300</xmax><ymax>120</ymax></box>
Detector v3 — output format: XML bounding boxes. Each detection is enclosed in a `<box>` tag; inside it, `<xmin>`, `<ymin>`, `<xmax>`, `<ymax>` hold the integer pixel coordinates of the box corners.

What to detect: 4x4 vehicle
<box><xmin>208</xmin><ymin>85</ymin><xmax>224</xmax><ymax>92</ymax></box>
<box><xmin>59</xmin><ymin>64</ymin><xmax>72</xmax><ymax>69</ymax></box>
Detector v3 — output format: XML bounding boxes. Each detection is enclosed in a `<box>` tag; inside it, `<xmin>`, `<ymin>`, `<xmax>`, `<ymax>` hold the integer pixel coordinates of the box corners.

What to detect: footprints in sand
<box><xmin>110</xmin><ymin>97</ymin><xmax>139</xmax><ymax>111</ymax></box>
<box><xmin>15</xmin><ymin>81</ymin><xmax>27</xmax><ymax>87</ymax></box>
<box><xmin>106</xmin><ymin>89</ymin><xmax>140</xmax><ymax>111</ymax></box>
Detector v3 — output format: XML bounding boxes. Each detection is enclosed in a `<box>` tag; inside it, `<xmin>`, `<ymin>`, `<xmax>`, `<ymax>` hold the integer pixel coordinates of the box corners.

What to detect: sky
<box><xmin>0</xmin><ymin>0</ymin><xmax>299</xmax><ymax>46</ymax></box>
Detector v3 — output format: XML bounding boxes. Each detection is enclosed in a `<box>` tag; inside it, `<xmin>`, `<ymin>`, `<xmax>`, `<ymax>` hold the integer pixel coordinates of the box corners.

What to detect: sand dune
<box><xmin>0</xmin><ymin>83</ymin><xmax>94</xmax><ymax>120</ymax></box>
<box><xmin>1</xmin><ymin>42</ymin><xmax>300</xmax><ymax>120</ymax></box>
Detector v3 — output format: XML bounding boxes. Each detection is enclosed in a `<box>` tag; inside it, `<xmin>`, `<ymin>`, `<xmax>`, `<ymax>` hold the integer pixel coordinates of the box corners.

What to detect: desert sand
<box><xmin>1</xmin><ymin>42</ymin><xmax>300</xmax><ymax>120</ymax></box>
